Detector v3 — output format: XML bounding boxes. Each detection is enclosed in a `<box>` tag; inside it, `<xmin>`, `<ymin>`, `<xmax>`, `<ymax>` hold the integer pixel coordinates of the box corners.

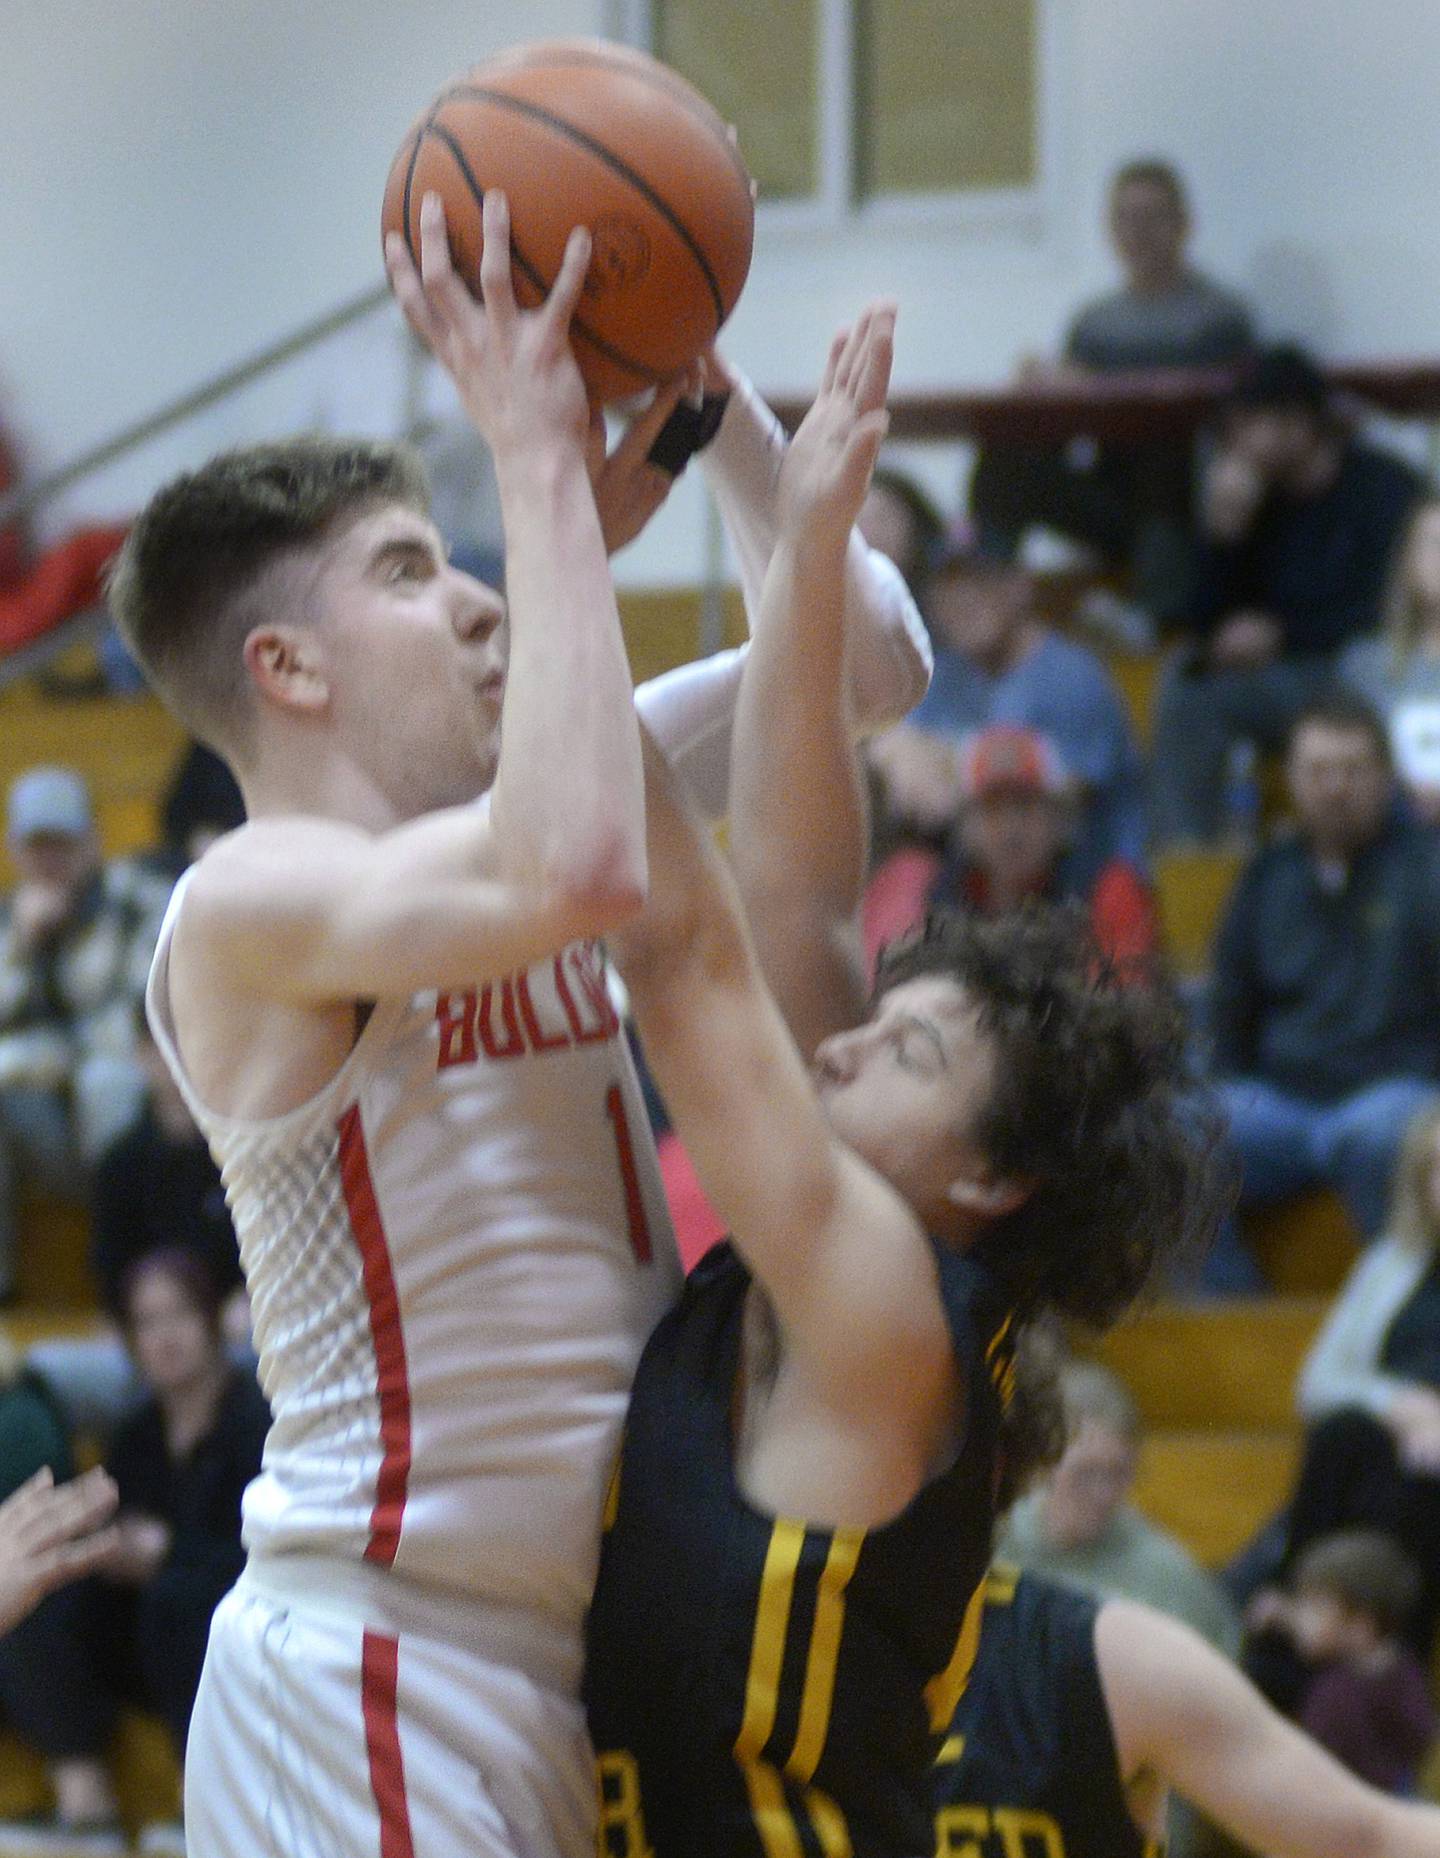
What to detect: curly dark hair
<box><xmin>875</xmin><ymin>903</ymin><xmax>1232</xmax><ymax>1331</ymax></box>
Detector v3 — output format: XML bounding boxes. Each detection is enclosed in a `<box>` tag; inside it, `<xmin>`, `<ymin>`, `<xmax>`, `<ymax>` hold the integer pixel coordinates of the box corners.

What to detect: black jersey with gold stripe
<box><xmin>583</xmin><ymin>1237</ymin><xmax>1016</xmax><ymax>1858</ymax></box>
<box><xmin>934</xmin><ymin>1568</ymin><xmax>1162</xmax><ymax>1858</ymax></box>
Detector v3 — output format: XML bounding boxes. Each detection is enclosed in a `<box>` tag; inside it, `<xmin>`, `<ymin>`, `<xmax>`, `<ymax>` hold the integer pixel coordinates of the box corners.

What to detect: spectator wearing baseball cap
<box><xmin>1152</xmin><ymin>344</ymin><xmax>1425</xmax><ymax>843</ymax></box>
<box><xmin>869</xmin><ymin>523</ymin><xmax>1148</xmax><ymax>886</ymax></box>
<box><xmin>863</xmin><ymin>725</ymin><xmax>1159</xmax><ymax>978</ymax></box>
<box><xmin>0</xmin><ymin>766</ymin><xmax>172</xmax><ymax>1299</ymax></box>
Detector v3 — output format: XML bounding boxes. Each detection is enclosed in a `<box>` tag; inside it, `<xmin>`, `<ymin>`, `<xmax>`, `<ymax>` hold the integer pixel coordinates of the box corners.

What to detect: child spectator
<box><xmin>1273</xmin><ymin>1531</ymin><xmax>1436</xmax><ymax>1794</ymax></box>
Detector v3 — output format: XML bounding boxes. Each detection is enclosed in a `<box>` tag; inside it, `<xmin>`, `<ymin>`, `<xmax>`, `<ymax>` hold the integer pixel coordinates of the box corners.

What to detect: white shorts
<box><xmin>185</xmin><ymin>1562</ymin><xmax>596</xmax><ymax>1858</ymax></box>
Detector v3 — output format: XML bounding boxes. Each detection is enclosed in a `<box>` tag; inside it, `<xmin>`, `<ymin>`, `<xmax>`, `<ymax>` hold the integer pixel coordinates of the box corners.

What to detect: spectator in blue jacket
<box><xmin>871</xmin><ymin>528</ymin><xmax>1148</xmax><ymax>882</ymax></box>
<box><xmin>1209</xmin><ymin>691</ymin><xmax>1440</xmax><ymax>1282</ymax></box>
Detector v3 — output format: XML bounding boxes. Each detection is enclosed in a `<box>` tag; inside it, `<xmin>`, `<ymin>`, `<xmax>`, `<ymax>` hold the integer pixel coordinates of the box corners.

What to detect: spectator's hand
<box><xmin>384</xmin><ymin>190</ymin><xmax>593</xmax><ymax>465</ymax></box>
<box><xmin>1387</xmin><ymin>1385</ymin><xmax>1440</xmax><ymax>1474</ymax></box>
<box><xmin>778</xmin><ymin>303</ymin><xmax>895</xmax><ymax>551</ymax></box>
<box><xmin>99</xmin><ymin>1513</ymin><xmax>171</xmax><ymax>1586</ymax></box>
<box><xmin>1202</xmin><ymin>448</ymin><xmax>1267</xmax><ymax>542</ymax></box>
<box><xmin>586</xmin><ymin>368</ymin><xmax>700</xmax><ymax>556</ymax></box>
<box><xmin>0</xmin><ymin>1467</ymin><xmax>119</xmax><ymax>1635</ymax></box>
<box><xmin>10</xmin><ymin>881</ymin><xmax>74</xmax><ymax>952</ymax></box>
<box><xmin>1208</xmin><ymin>611</ymin><xmax>1282</xmax><ymax>670</ymax></box>
<box><xmin>867</xmin><ymin>725</ymin><xmax>962</xmax><ymax>835</ymax></box>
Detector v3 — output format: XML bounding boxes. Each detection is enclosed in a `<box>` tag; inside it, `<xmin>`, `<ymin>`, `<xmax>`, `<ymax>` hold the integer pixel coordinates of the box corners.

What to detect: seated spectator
<box><xmin>970</xmin><ymin>157</ymin><xmax>1253</xmax><ymax>627</ymax></box>
<box><xmin>996</xmin><ymin>1361</ymin><xmax>1240</xmax><ymax>1654</ymax></box>
<box><xmin>0</xmin><ymin>1251</ymin><xmax>268</xmax><ymax>1856</ymax></box>
<box><xmin>871</xmin><ymin>529</ymin><xmax>1148</xmax><ymax>879</ymax></box>
<box><xmin>856</xmin><ymin>464</ymin><xmax>945</xmax><ymax>601</ymax></box>
<box><xmin>29</xmin><ymin>1006</ymin><xmax>247</xmax><ymax>1435</ymax></box>
<box><xmin>0</xmin><ymin>768</ymin><xmax>172</xmax><ymax>1299</ymax></box>
<box><xmin>1152</xmin><ymin>347</ymin><xmax>1425</xmax><ymax>843</ymax></box>
<box><xmin>1343</xmin><ymin>495</ymin><xmax>1440</xmax><ymax>823</ymax></box>
<box><xmin>1249</xmin><ymin>1530</ymin><xmax>1436</xmax><ymax>1794</ymax></box>
<box><xmin>930</xmin><ymin>726</ymin><xmax>1158</xmax><ymax>972</ymax></box>
<box><xmin>1232</xmin><ymin>1103</ymin><xmax>1440</xmax><ymax>1653</ymax></box>
<box><xmin>1208</xmin><ymin>694</ymin><xmax>1440</xmax><ymax>1272</ymax></box>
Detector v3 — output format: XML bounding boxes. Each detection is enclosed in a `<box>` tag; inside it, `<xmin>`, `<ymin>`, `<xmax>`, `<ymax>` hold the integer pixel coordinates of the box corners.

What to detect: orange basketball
<box><xmin>382</xmin><ymin>39</ymin><xmax>755</xmax><ymax>405</ymax></box>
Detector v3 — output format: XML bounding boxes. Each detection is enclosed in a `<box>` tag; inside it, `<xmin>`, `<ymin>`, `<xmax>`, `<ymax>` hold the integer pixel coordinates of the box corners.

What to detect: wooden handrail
<box><xmin>768</xmin><ymin>358</ymin><xmax>1440</xmax><ymax>445</ymax></box>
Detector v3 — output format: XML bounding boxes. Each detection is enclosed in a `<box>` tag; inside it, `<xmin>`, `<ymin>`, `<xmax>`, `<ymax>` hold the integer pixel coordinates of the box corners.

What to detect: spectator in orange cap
<box><xmin>873</xmin><ymin>724</ymin><xmax>1159</xmax><ymax>978</ymax></box>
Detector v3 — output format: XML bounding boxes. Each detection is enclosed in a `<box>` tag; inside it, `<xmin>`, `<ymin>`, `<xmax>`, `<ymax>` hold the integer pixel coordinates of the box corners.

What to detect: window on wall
<box><xmin>629</xmin><ymin>0</ymin><xmax>1045</xmax><ymax>214</ymax></box>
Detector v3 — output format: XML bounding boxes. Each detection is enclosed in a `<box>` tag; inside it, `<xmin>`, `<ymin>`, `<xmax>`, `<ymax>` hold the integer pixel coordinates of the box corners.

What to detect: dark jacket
<box><xmin>107</xmin><ymin>1367</ymin><xmax>269</xmax><ymax>1592</ymax></box>
<box><xmin>1191</xmin><ymin>440</ymin><xmax>1423</xmax><ymax>656</ymax></box>
<box><xmin>1209</xmin><ymin>819</ymin><xmax>1440</xmax><ymax>1101</ymax></box>
<box><xmin>91</xmin><ymin>1105</ymin><xmax>242</xmax><ymax>1319</ymax></box>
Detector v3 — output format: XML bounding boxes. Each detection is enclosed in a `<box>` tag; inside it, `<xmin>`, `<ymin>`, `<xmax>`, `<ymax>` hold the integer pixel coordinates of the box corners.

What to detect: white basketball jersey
<box><xmin>147</xmin><ymin>871</ymin><xmax>680</xmax><ymax>1672</ymax></box>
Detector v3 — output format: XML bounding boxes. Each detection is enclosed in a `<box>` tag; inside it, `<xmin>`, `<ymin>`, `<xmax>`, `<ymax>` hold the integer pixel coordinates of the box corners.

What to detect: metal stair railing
<box><xmin>0</xmin><ymin>281</ymin><xmax>392</xmax><ymax>530</ymax></box>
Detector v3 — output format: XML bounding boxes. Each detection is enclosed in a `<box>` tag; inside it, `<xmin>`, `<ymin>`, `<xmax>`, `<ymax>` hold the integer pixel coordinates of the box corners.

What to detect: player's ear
<box><xmin>244</xmin><ymin>625</ymin><xmax>330</xmax><ymax>716</ymax></box>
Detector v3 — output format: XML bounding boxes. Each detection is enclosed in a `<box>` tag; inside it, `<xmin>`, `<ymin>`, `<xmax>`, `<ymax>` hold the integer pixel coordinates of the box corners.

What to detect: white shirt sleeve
<box><xmin>1295</xmin><ymin>1235</ymin><xmax>1430</xmax><ymax>1422</ymax></box>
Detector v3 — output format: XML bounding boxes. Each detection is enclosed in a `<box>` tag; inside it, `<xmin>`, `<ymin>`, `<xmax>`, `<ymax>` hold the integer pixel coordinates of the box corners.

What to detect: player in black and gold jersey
<box><xmin>939</xmin><ymin>1565</ymin><xmax>1440</xmax><ymax>1858</ymax></box>
<box><xmin>583</xmin><ymin>309</ymin><xmax>1227</xmax><ymax>1858</ymax></box>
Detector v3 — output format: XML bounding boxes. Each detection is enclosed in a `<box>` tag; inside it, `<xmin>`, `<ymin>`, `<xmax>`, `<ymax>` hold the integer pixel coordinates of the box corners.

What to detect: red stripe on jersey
<box><xmin>361</xmin><ymin>1630</ymin><xmax>416</xmax><ymax>1858</ymax></box>
<box><xmin>338</xmin><ymin>1102</ymin><xmax>412</xmax><ymax>1566</ymax></box>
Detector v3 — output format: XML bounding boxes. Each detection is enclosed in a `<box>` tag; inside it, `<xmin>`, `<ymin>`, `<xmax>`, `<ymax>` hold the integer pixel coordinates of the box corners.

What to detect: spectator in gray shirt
<box><xmin>970</xmin><ymin>158</ymin><xmax>1254</xmax><ymax>626</ymax></box>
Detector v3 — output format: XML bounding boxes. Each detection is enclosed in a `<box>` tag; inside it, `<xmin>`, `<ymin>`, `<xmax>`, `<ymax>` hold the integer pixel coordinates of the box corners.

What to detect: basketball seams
<box><xmin>437</xmin><ymin>84</ymin><xmax>729</xmax><ymax>323</ymax></box>
<box><xmin>463</xmin><ymin>45</ymin><xmax>752</xmax><ymax>190</ymax></box>
<box><xmin>419</xmin><ymin>122</ymin><xmax>661</xmax><ymax>389</ymax></box>
<box><xmin>398</xmin><ymin>123</ymin><xmax>427</xmax><ymax>269</ymax></box>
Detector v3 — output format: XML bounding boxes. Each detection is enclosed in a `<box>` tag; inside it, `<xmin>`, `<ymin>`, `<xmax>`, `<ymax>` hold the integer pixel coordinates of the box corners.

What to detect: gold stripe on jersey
<box><xmin>935</xmin><ymin>1735</ymin><xmax>964</xmax><ymax>1765</ymax></box>
<box><xmin>602</xmin><ymin>1455</ymin><xmax>622</xmax><ymax>1533</ymax></box>
<box><xmin>735</xmin><ymin>1519</ymin><xmax>807</xmax><ymax>1765</ymax></box>
<box><xmin>804</xmin><ymin>1785</ymin><xmax>853</xmax><ymax>1858</ymax></box>
<box><xmin>923</xmin><ymin>1575</ymin><xmax>988</xmax><ymax>1733</ymax></box>
<box><xmin>743</xmin><ymin>1763</ymin><xmax>805</xmax><ymax>1858</ymax></box>
<box><xmin>984</xmin><ymin>1562</ymin><xmax>1019</xmax><ymax>1605</ymax></box>
<box><xmin>785</xmin><ymin>1528</ymin><xmax>864</xmax><ymax>1784</ymax></box>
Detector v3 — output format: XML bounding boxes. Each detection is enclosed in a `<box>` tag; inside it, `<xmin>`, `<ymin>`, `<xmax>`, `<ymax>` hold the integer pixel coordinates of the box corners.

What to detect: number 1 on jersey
<box><xmin>605</xmin><ymin>1083</ymin><xmax>652</xmax><ymax>1264</ymax></box>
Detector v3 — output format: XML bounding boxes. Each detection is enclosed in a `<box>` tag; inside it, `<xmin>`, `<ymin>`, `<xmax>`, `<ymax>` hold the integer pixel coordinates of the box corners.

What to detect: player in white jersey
<box><xmin>109</xmin><ymin>190</ymin><xmax>932</xmax><ymax>1858</ymax></box>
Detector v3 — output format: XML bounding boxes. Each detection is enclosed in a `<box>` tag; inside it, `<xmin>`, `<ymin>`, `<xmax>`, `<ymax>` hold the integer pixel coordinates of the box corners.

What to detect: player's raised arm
<box><xmin>729</xmin><ymin>307</ymin><xmax>896</xmax><ymax>1055</ymax></box>
<box><xmin>1097</xmin><ymin>1599</ymin><xmax>1440</xmax><ymax>1858</ymax></box>
<box><xmin>166</xmin><ymin>193</ymin><xmax>647</xmax><ymax>1004</ymax></box>
<box><xmin>389</xmin><ymin>191</ymin><xmax>647</xmax><ymax>930</ymax></box>
<box><xmin>613</xmin><ymin>729</ymin><xmax>952</xmax><ymax>1466</ymax></box>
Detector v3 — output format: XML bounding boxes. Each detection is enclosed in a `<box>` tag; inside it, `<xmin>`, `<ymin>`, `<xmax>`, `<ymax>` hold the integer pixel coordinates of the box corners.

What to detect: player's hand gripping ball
<box><xmin>382</xmin><ymin>38</ymin><xmax>755</xmax><ymax>406</ymax></box>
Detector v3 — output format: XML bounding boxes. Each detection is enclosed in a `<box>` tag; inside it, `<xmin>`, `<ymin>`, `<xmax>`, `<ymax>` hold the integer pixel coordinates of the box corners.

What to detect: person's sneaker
<box><xmin>137</xmin><ymin>1822</ymin><xmax>185</xmax><ymax>1858</ymax></box>
<box><xmin>0</xmin><ymin>1813</ymin><xmax>127</xmax><ymax>1856</ymax></box>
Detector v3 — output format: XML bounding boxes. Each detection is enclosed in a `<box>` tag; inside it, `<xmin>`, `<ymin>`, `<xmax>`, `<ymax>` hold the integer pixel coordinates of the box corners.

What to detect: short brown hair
<box><xmin>1293</xmin><ymin>1529</ymin><xmax>1422</xmax><ymax>1638</ymax></box>
<box><xmin>1111</xmin><ymin>158</ymin><xmax>1188</xmax><ymax>210</ymax></box>
<box><xmin>109</xmin><ymin>437</ymin><xmax>429</xmax><ymax>754</ymax></box>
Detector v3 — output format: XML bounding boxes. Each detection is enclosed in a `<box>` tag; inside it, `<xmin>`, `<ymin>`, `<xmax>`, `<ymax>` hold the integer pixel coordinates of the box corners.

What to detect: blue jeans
<box><xmin>1217</xmin><ymin>1074</ymin><xmax>1439</xmax><ymax>1268</ymax></box>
